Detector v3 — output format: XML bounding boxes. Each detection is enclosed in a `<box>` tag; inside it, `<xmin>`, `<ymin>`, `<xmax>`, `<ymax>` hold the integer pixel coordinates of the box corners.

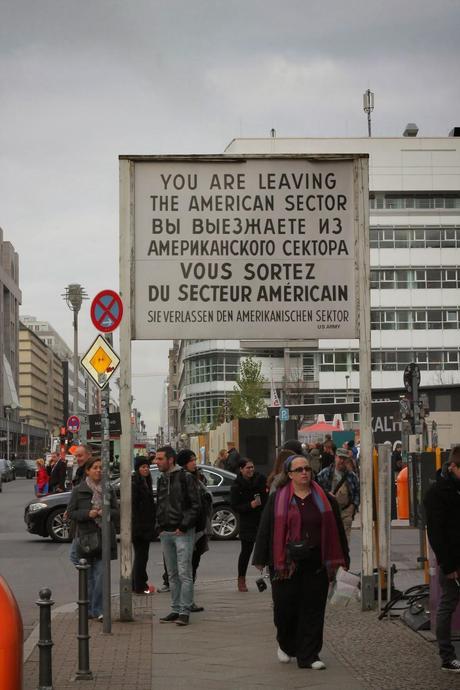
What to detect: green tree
<box><xmin>230</xmin><ymin>356</ymin><xmax>267</xmax><ymax>419</ymax></box>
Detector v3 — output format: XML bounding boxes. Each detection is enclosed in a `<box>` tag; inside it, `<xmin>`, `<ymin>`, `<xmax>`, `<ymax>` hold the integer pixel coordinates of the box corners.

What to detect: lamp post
<box><xmin>62</xmin><ymin>284</ymin><xmax>88</xmax><ymax>415</ymax></box>
<box><xmin>363</xmin><ymin>89</ymin><xmax>374</xmax><ymax>137</ymax></box>
<box><xmin>5</xmin><ymin>407</ymin><xmax>11</xmax><ymax>464</ymax></box>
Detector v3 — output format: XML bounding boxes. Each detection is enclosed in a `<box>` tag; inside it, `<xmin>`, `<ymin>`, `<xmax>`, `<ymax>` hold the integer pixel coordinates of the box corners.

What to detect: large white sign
<box><xmin>127</xmin><ymin>156</ymin><xmax>363</xmax><ymax>339</ymax></box>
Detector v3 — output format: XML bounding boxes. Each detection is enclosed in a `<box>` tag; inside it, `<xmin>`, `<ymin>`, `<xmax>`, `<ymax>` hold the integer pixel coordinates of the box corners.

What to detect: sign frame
<box><xmin>80</xmin><ymin>335</ymin><xmax>120</xmax><ymax>389</ymax></box>
<box><xmin>119</xmin><ymin>153</ymin><xmax>371</xmax><ymax>612</ymax></box>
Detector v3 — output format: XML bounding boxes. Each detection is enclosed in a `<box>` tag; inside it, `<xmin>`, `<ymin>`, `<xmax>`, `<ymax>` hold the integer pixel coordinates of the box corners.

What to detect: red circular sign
<box><xmin>90</xmin><ymin>290</ymin><xmax>123</xmax><ymax>333</ymax></box>
<box><xmin>67</xmin><ymin>415</ymin><xmax>81</xmax><ymax>432</ymax></box>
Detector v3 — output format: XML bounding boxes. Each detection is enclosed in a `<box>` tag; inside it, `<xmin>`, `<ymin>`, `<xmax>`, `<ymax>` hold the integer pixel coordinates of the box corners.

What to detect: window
<box><xmin>414</xmin><ymin>311</ymin><xmax>427</xmax><ymax>329</ymax></box>
<box><xmin>444</xmin><ymin>351</ymin><xmax>459</xmax><ymax>370</ymax></box>
<box><xmin>200</xmin><ymin>470</ymin><xmax>223</xmax><ymax>487</ymax></box>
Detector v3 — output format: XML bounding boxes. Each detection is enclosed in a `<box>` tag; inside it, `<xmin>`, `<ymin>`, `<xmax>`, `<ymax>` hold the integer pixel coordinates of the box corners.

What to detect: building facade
<box><xmin>170</xmin><ymin>131</ymin><xmax>460</xmax><ymax>435</ymax></box>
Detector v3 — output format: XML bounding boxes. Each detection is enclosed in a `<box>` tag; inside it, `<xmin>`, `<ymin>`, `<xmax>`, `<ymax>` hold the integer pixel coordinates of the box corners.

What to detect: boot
<box><xmin>237</xmin><ymin>576</ymin><xmax>248</xmax><ymax>592</ymax></box>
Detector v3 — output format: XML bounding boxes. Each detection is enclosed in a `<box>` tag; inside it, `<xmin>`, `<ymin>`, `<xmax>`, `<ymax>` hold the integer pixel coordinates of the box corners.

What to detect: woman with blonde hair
<box><xmin>35</xmin><ymin>458</ymin><xmax>49</xmax><ymax>496</ymax></box>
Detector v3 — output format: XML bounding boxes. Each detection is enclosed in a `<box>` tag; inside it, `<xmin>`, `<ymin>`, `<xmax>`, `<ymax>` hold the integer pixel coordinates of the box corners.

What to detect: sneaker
<box><xmin>176</xmin><ymin>614</ymin><xmax>190</xmax><ymax>626</ymax></box>
<box><xmin>277</xmin><ymin>647</ymin><xmax>291</xmax><ymax>664</ymax></box>
<box><xmin>441</xmin><ymin>659</ymin><xmax>460</xmax><ymax>673</ymax></box>
<box><xmin>97</xmin><ymin>614</ymin><xmax>103</xmax><ymax>622</ymax></box>
<box><xmin>190</xmin><ymin>603</ymin><xmax>204</xmax><ymax>612</ymax></box>
<box><xmin>157</xmin><ymin>584</ymin><xmax>170</xmax><ymax>593</ymax></box>
<box><xmin>144</xmin><ymin>584</ymin><xmax>156</xmax><ymax>594</ymax></box>
<box><xmin>310</xmin><ymin>660</ymin><xmax>326</xmax><ymax>670</ymax></box>
<box><xmin>159</xmin><ymin>612</ymin><xmax>179</xmax><ymax>623</ymax></box>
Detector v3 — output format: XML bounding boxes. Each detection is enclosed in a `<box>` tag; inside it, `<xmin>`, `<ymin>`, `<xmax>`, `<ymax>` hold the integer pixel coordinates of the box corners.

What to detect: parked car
<box><xmin>24</xmin><ymin>463</ymin><xmax>239</xmax><ymax>543</ymax></box>
<box><xmin>0</xmin><ymin>458</ymin><xmax>15</xmax><ymax>482</ymax></box>
<box><xmin>12</xmin><ymin>458</ymin><xmax>36</xmax><ymax>479</ymax></box>
<box><xmin>110</xmin><ymin>464</ymin><xmax>239</xmax><ymax>541</ymax></box>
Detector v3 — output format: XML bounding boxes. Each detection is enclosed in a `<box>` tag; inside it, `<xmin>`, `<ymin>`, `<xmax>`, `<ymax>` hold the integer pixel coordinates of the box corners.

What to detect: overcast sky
<box><xmin>1</xmin><ymin>0</ymin><xmax>459</xmax><ymax>434</ymax></box>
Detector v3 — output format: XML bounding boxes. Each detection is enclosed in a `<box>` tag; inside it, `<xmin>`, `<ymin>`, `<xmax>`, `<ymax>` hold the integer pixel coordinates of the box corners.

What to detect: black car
<box><xmin>12</xmin><ymin>458</ymin><xmax>36</xmax><ymax>479</ymax></box>
<box><xmin>24</xmin><ymin>464</ymin><xmax>239</xmax><ymax>543</ymax></box>
<box><xmin>0</xmin><ymin>458</ymin><xmax>15</xmax><ymax>482</ymax></box>
<box><xmin>111</xmin><ymin>464</ymin><xmax>239</xmax><ymax>541</ymax></box>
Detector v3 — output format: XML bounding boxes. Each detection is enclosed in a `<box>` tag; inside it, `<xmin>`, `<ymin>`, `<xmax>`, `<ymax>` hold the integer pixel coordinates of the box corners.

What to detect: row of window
<box><xmin>370</xmin><ymin>268</ymin><xmax>459</xmax><ymax>289</ymax></box>
<box><xmin>371</xmin><ymin>309</ymin><xmax>460</xmax><ymax>330</ymax></box>
<box><xmin>184</xmin><ymin>394</ymin><xmax>228</xmax><ymax>426</ymax></box>
<box><xmin>370</xmin><ymin>227</ymin><xmax>460</xmax><ymax>249</ymax></box>
<box><xmin>184</xmin><ymin>354</ymin><xmax>240</xmax><ymax>386</ymax></box>
<box><xmin>369</xmin><ymin>193</ymin><xmax>460</xmax><ymax>210</ymax></box>
<box><xmin>320</xmin><ymin>350</ymin><xmax>460</xmax><ymax>372</ymax></box>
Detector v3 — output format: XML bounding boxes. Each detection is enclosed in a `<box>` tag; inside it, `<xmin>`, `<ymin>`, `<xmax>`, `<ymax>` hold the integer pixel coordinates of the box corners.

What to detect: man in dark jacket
<box><xmin>156</xmin><ymin>445</ymin><xmax>200</xmax><ymax>626</ymax></box>
<box><xmin>225</xmin><ymin>442</ymin><xmax>241</xmax><ymax>473</ymax></box>
<box><xmin>230</xmin><ymin>458</ymin><xmax>267</xmax><ymax>592</ymax></box>
<box><xmin>68</xmin><ymin>445</ymin><xmax>93</xmax><ymax>566</ymax></box>
<box><xmin>47</xmin><ymin>452</ymin><xmax>67</xmax><ymax>493</ymax></box>
<box><xmin>424</xmin><ymin>446</ymin><xmax>460</xmax><ymax>673</ymax></box>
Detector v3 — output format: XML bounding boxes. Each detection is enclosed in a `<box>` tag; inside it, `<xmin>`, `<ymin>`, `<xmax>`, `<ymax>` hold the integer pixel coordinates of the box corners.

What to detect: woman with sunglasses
<box><xmin>253</xmin><ymin>454</ymin><xmax>349</xmax><ymax>671</ymax></box>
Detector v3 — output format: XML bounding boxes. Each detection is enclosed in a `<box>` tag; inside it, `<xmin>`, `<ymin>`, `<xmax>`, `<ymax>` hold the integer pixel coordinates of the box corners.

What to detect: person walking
<box><xmin>35</xmin><ymin>458</ymin><xmax>49</xmax><ymax>496</ymax></box>
<box><xmin>316</xmin><ymin>447</ymin><xmax>360</xmax><ymax>539</ymax></box>
<box><xmin>230</xmin><ymin>458</ymin><xmax>267</xmax><ymax>592</ymax></box>
<box><xmin>47</xmin><ymin>452</ymin><xmax>67</xmax><ymax>493</ymax></box>
<box><xmin>253</xmin><ymin>454</ymin><xmax>348</xmax><ymax>670</ymax></box>
<box><xmin>424</xmin><ymin>445</ymin><xmax>460</xmax><ymax>673</ymax></box>
<box><xmin>177</xmin><ymin>449</ymin><xmax>212</xmax><ymax>612</ymax></box>
<box><xmin>156</xmin><ymin>445</ymin><xmax>200</xmax><ymax>626</ymax></box>
<box><xmin>132</xmin><ymin>456</ymin><xmax>156</xmax><ymax>594</ymax></box>
<box><xmin>68</xmin><ymin>458</ymin><xmax>119</xmax><ymax>621</ymax></box>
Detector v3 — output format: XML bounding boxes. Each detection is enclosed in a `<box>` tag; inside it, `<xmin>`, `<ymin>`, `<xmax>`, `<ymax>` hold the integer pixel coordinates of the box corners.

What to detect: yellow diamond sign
<box><xmin>81</xmin><ymin>335</ymin><xmax>120</xmax><ymax>389</ymax></box>
<box><xmin>90</xmin><ymin>347</ymin><xmax>112</xmax><ymax>374</ymax></box>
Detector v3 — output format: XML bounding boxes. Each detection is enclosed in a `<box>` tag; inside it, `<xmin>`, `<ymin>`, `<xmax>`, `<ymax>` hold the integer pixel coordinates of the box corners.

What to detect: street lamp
<box><xmin>62</xmin><ymin>284</ymin><xmax>88</xmax><ymax>415</ymax></box>
<box><xmin>363</xmin><ymin>89</ymin><xmax>374</xmax><ymax>137</ymax></box>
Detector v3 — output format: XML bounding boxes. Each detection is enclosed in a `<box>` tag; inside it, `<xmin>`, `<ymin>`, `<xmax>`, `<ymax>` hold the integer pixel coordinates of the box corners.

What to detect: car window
<box><xmin>200</xmin><ymin>469</ymin><xmax>223</xmax><ymax>487</ymax></box>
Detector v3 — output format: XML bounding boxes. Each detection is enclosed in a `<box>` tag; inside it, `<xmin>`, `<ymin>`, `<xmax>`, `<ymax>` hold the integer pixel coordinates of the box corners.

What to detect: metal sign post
<box><xmin>100</xmin><ymin>343</ymin><xmax>112</xmax><ymax>634</ymax></box>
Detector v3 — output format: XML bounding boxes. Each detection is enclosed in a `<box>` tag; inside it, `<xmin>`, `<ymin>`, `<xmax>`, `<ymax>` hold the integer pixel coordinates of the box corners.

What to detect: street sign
<box><xmin>81</xmin><ymin>335</ymin><xmax>120</xmax><ymax>389</ymax></box>
<box><xmin>90</xmin><ymin>290</ymin><xmax>123</xmax><ymax>333</ymax></box>
<box><xmin>399</xmin><ymin>398</ymin><xmax>411</xmax><ymax>420</ymax></box>
<box><xmin>279</xmin><ymin>407</ymin><xmax>289</xmax><ymax>422</ymax></box>
<box><xmin>67</xmin><ymin>415</ymin><xmax>81</xmax><ymax>433</ymax></box>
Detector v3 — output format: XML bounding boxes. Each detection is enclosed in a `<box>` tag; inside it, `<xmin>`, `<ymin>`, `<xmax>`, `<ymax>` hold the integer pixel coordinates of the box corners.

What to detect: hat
<box><xmin>177</xmin><ymin>449</ymin><xmax>196</xmax><ymax>467</ymax></box>
<box><xmin>134</xmin><ymin>456</ymin><xmax>150</xmax><ymax>472</ymax></box>
<box><xmin>336</xmin><ymin>448</ymin><xmax>349</xmax><ymax>459</ymax></box>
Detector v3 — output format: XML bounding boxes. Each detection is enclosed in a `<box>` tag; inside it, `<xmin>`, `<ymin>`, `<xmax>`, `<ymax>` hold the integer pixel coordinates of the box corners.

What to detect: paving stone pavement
<box><xmin>23</xmin><ymin>577</ymin><xmax>460</xmax><ymax>690</ymax></box>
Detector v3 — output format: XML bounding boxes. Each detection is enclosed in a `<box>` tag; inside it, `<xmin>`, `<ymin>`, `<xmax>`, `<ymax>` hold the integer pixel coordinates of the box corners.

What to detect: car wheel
<box><xmin>211</xmin><ymin>505</ymin><xmax>239</xmax><ymax>540</ymax></box>
<box><xmin>46</xmin><ymin>508</ymin><xmax>71</xmax><ymax>543</ymax></box>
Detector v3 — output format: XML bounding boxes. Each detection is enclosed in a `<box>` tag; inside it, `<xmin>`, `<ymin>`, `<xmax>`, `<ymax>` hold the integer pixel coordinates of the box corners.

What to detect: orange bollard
<box><xmin>0</xmin><ymin>575</ymin><xmax>23</xmax><ymax>690</ymax></box>
<box><xmin>396</xmin><ymin>466</ymin><xmax>409</xmax><ymax>519</ymax></box>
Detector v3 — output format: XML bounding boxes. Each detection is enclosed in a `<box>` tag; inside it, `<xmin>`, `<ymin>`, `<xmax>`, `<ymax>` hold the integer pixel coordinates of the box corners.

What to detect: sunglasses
<box><xmin>289</xmin><ymin>466</ymin><xmax>312</xmax><ymax>474</ymax></box>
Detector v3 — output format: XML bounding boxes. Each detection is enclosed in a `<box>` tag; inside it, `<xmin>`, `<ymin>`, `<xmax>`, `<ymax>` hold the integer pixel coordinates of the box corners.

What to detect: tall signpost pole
<box><xmin>119</xmin><ymin>159</ymin><xmax>134</xmax><ymax>621</ymax></box>
<box><xmin>356</xmin><ymin>156</ymin><xmax>374</xmax><ymax>610</ymax></box>
<box><xmin>100</xmin><ymin>345</ymin><xmax>112</xmax><ymax>634</ymax></box>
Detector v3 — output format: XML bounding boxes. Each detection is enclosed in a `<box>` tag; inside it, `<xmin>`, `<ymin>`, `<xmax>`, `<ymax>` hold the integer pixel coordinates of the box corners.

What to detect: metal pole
<box><xmin>367</xmin><ymin>111</ymin><xmax>372</xmax><ymax>137</ymax></box>
<box><xmin>37</xmin><ymin>587</ymin><xmax>54</xmax><ymax>690</ymax></box>
<box><xmin>356</xmin><ymin>156</ymin><xmax>374</xmax><ymax>610</ymax></box>
<box><xmin>280</xmin><ymin>390</ymin><xmax>286</xmax><ymax>448</ymax></box>
<box><xmin>101</xmin><ymin>336</ymin><xmax>112</xmax><ymax>634</ymax></box>
<box><xmin>6</xmin><ymin>409</ymin><xmax>10</xmax><ymax>464</ymax></box>
<box><xmin>73</xmin><ymin>311</ymin><xmax>79</xmax><ymax>415</ymax></box>
<box><xmin>75</xmin><ymin>559</ymin><xmax>92</xmax><ymax>680</ymax></box>
<box><xmin>119</xmin><ymin>158</ymin><xmax>133</xmax><ymax>621</ymax></box>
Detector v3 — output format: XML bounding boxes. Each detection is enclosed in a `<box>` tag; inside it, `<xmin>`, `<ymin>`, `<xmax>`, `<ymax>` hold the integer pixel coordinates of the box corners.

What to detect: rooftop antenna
<box><xmin>270</xmin><ymin>128</ymin><xmax>276</xmax><ymax>138</ymax></box>
<box><xmin>363</xmin><ymin>89</ymin><xmax>374</xmax><ymax>137</ymax></box>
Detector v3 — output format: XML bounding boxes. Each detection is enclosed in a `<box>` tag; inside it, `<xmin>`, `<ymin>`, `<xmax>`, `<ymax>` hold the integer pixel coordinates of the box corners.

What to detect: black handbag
<box><xmin>77</xmin><ymin>529</ymin><xmax>102</xmax><ymax>558</ymax></box>
<box><xmin>287</xmin><ymin>539</ymin><xmax>316</xmax><ymax>562</ymax></box>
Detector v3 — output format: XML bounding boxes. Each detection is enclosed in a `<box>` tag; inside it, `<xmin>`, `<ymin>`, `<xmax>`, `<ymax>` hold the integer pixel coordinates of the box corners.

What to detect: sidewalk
<box><xmin>23</xmin><ymin>575</ymin><xmax>460</xmax><ymax>690</ymax></box>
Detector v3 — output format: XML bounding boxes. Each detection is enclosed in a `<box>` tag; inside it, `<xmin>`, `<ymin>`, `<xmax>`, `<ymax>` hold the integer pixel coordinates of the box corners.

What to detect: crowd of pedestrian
<box><xmin>34</xmin><ymin>433</ymin><xmax>460</xmax><ymax>676</ymax></box>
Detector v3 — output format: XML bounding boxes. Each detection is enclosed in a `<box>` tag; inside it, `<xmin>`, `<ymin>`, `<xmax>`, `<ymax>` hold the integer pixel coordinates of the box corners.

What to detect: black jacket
<box><xmin>48</xmin><ymin>459</ymin><xmax>67</xmax><ymax>492</ymax></box>
<box><xmin>424</xmin><ymin>465</ymin><xmax>460</xmax><ymax>575</ymax></box>
<box><xmin>230</xmin><ymin>472</ymin><xmax>267</xmax><ymax>541</ymax></box>
<box><xmin>132</xmin><ymin>473</ymin><xmax>156</xmax><ymax>541</ymax></box>
<box><xmin>225</xmin><ymin>448</ymin><xmax>241</xmax><ymax>474</ymax></box>
<box><xmin>252</xmin><ymin>489</ymin><xmax>350</xmax><ymax>571</ymax></box>
<box><xmin>68</xmin><ymin>480</ymin><xmax>119</xmax><ymax>560</ymax></box>
<box><xmin>156</xmin><ymin>466</ymin><xmax>200</xmax><ymax>533</ymax></box>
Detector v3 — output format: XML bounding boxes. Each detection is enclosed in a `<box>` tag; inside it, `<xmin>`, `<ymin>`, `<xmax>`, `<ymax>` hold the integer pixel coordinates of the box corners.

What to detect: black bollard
<box><xmin>75</xmin><ymin>559</ymin><xmax>93</xmax><ymax>680</ymax></box>
<box><xmin>37</xmin><ymin>587</ymin><xmax>54</xmax><ymax>690</ymax></box>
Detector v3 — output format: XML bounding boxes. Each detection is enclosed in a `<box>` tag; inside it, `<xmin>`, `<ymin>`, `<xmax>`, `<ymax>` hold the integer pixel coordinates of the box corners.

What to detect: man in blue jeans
<box><xmin>156</xmin><ymin>445</ymin><xmax>200</xmax><ymax>626</ymax></box>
